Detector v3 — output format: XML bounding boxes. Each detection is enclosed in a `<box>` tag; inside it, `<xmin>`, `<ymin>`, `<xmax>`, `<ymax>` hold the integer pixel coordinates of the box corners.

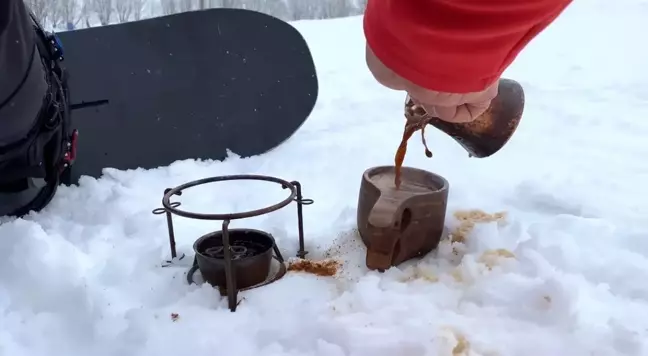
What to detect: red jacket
<box><xmin>363</xmin><ymin>0</ymin><xmax>572</xmax><ymax>93</ymax></box>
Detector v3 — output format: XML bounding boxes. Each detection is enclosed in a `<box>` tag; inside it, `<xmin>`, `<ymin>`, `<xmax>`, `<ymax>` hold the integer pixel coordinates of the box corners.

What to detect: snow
<box><xmin>2</xmin><ymin>1</ymin><xmax>648</xmax><ymax>355</ymax></box>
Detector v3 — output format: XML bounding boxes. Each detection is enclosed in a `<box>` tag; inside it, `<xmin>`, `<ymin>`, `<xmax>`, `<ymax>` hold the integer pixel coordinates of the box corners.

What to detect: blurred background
<box><xmin>26</xmin><ymin>0</ymin><xmax>368</xmax><ymax>31</ymax></box>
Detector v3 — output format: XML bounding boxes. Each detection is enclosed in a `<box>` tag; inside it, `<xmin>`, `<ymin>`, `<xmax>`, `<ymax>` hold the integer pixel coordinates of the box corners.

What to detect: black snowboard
<box><xmin>56</xmin><ymin>8</ymin><xmax>318</xmax><ymax>184</ymax></box>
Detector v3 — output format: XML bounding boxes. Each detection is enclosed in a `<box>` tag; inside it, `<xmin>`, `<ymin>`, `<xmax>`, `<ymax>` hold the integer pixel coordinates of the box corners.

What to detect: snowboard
<box><xmin>56</xmin><ymin>8</ymin><xmax>318</xmax><ymax>184</ymax></box>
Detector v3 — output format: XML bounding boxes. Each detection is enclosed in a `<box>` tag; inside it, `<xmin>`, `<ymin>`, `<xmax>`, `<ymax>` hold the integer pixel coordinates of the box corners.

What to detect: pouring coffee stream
<box><xmin>394</xmin><ymin>99</ymin><xmax>434</xmax><ymax>189</ymax></box>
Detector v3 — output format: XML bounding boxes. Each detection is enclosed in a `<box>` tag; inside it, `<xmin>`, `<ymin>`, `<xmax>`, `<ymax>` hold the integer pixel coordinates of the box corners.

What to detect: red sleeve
<box><xmin>363</xmin><ymin>0</ymin><xmax>572</xmax><ymax>93</ymax></box>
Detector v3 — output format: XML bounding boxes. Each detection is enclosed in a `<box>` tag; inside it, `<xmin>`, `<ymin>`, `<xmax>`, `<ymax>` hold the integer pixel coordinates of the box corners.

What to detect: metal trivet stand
<box><xmin>152</xmin><ymin>175</ymin><xmax>313</xmax><ymax>312</ymax></box>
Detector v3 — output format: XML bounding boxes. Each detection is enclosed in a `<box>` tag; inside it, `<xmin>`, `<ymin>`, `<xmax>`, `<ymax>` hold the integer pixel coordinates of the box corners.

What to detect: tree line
<box><xmin>26</xmin><ymin>0</ymin><xmax>367</xmax><ymax>30</ymax></box>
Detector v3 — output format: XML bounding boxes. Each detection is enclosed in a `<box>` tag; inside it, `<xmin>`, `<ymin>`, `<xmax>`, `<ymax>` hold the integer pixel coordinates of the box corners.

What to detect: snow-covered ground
<box><xmin>3</xmin><ymin>1</ymin><xmax>648</xmax><ymax>355</ymax></box>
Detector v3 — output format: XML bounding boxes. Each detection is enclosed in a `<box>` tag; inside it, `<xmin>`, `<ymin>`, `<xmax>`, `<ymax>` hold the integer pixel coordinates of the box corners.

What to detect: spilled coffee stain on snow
<box><xmin>288</xmin><ymin>258</ymin><xmax>340</xmax><ymax>276</ymax></box>
<box><xmin>450</xmin><ymin>209</ymin><xmax>507</xmax><ymax>244</ymax></box>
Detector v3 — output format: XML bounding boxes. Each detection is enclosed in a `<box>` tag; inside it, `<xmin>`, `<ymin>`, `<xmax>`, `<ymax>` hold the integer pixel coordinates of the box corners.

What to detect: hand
<box><xmin>366</xmin><ymin>45</ymin><xmax>498</xmax><ymax>123</ymax></box>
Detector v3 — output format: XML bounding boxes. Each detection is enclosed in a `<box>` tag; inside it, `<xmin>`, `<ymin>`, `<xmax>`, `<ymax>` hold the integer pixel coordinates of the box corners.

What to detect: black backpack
<box><xmin>0</xmin><ymin>13</ymin><xmax>76</xmax><ymax>217</ymax></box>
